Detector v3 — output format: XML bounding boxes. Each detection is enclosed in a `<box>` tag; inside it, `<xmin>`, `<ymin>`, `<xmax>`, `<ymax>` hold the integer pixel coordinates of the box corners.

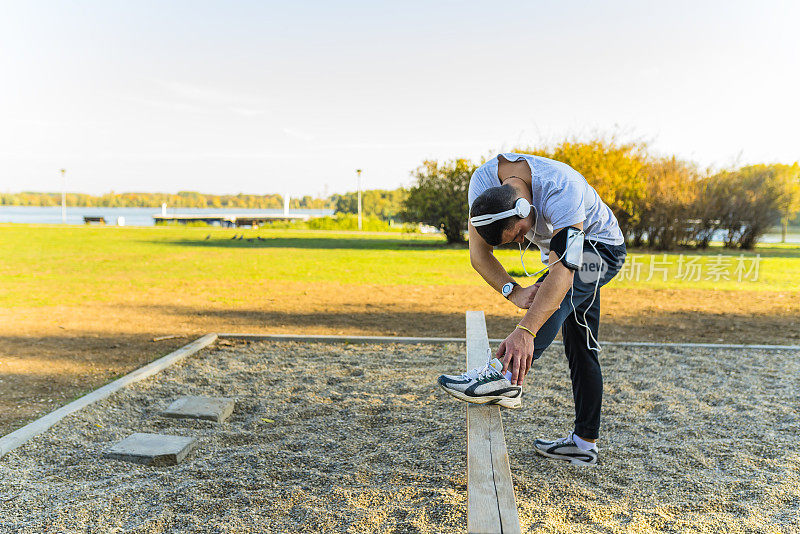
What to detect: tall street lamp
<box><xmin>356</xmin><ymin>169</ymin><xmax>362</xmax><ymax>231</ymax></box>
<box><xmin>60</xmin><ymin>169</ymin><xmax>66</xmax><ymax>224</ymax></box>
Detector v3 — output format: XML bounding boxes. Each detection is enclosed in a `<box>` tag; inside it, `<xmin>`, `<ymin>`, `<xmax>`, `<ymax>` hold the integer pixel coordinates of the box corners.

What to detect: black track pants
<box><xmin>530</xmin><ymin>240</ymin><xmax>627</xmax><ymax>440</ymax></box>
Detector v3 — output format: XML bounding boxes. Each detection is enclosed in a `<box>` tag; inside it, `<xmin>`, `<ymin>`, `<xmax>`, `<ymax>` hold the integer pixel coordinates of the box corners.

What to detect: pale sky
<box><xmin>1</xmin><ymin>1</ymin><xmax>797</xmax><ymax>197</ymax></box>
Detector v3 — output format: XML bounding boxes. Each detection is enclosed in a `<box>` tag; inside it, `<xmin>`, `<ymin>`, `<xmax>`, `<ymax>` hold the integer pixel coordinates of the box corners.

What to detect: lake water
<box><xmin>0</xmin><ymin>206</ymin><xmax>335</xmax><ymax>226</ymax></box>
<box><xmin>1</xmin><ymin>206</ymin><xmax>798</xmax><ymax>243</ymax></box>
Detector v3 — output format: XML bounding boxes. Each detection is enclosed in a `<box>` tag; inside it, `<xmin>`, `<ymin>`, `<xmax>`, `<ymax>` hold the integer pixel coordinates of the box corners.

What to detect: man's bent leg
<box><xmin>531</xmin><ymin>294</ymin><xmax>574</xmax><ymax>360</ymax></box>
<box><xmin>531</xmin><ymin>241</ymin><xmax>625</xmax><ymax>364</ymax></box>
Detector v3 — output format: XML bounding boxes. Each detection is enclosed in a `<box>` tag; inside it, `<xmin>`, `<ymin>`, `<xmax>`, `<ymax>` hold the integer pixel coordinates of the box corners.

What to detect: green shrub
<box><xmin>155</xmin><ymin>220</ymin><xmax>210</xmax><ymax>227</ymax></box>
<box><xmin>305</xmin><ymin>214</ymin><xmax>392</xmax><ymax>231</ymax></box>
<box><xmin>259</xmin><ymin>214</ymin><xmax>396</xmax><ymax>232</ymax></box>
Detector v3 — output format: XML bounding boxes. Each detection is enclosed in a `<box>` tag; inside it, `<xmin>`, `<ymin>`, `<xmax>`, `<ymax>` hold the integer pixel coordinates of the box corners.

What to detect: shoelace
<box><xmin>553</xmin><ymin>433</ymin><xmax>576</xmax><ymax>446</ymax></box>
<box><xmin>461</xmin><ymin>362</ymin><xmax>496</xmax><ymax>381</ymax></box>
<box><xmin>553</xmin><ymin>433</ymin><xmax>598</xmax><ymax>451</ymax></box>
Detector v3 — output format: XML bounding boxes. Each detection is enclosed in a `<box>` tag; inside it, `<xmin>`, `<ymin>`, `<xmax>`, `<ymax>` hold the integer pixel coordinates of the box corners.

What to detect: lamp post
<box><xmin>356</xmin><ymin>169</ymin><xmax>362</xmax><ymax>231</ymax></box>
<box><xmin>60</xmin><ymin>169</ymin><xmax>66</xmax><ymax>224</ymax></box>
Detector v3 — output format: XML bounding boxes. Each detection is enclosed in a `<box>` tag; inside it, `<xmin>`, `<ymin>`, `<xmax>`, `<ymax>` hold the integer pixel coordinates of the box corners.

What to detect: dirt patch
<box><xmin>1</xmin><ymin>283</ymin><xmax>798</xmax><ymax>436</ymax></box>
<box><xmin>1</xmin><ymin>341</ymin><xmax>797</xmax><ymax>533</ymax></box>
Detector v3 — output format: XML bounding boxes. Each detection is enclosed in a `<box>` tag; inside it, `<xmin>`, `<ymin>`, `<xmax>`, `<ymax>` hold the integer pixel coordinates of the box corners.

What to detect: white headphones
<box><xmin>470</xmin><ymin>198</ymin><xmax>531</xmax><ymax>227</ymax></box>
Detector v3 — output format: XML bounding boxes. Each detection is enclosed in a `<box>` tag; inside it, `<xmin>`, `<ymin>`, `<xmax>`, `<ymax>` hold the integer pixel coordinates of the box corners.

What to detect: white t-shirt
<box><xmin>468</xmin><ymin>153</ymin><xmax>624</xmax><ymax>262</ymax></box>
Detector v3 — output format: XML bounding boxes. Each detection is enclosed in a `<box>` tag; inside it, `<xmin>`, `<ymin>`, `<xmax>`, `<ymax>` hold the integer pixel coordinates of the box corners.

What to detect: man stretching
<box><xmin>438</xmin><ymin>153</ymin><xmax>626</xmax><ymax>465</ymax></box>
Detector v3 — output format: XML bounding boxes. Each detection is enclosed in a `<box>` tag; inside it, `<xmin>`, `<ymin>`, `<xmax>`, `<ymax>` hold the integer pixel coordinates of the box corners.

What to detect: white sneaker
<box><xmin>533</xmin><ymin>432</ymin><xmax>598</xmax><ymax>465</ymax></box>
<box><xmin>437</xmin><ymin>358</ymin><xmax>522</xmax><ymax>409</ymax></box>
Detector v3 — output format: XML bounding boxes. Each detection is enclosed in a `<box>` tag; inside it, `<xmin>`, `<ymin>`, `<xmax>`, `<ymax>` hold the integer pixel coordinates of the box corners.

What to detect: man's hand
<box><xmin>508</xmin><ymin>283</ymin><xmax>541</xmax><ymax>309</ymax></box>
<box><xmin>495</xmin><ymin>327</ymin><xmax>536</xmax><ymax>386</ymax></box>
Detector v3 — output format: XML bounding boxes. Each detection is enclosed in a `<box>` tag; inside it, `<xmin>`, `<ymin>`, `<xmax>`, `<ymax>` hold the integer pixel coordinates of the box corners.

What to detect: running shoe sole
<box><xmin>437</xmin><ymin>381</ymin><xmax>522</xmax><ymax>409</ymax></box>
<box><xmin>534</xmin><ymin>446</ymin><xmax>597</xmax><ymax>466</ymax></box>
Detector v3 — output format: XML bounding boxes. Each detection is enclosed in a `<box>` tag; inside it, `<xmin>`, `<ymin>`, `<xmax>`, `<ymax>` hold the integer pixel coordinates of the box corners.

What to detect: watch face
<box><xmin>502</xmin><ymin>283</ymin><xmax>513</xmax><ymax>296</ymax></box>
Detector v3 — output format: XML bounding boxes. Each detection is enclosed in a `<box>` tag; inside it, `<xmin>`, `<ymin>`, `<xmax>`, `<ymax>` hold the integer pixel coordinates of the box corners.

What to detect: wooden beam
<box><xmin>218</xmin><ymin>333</ymin><xmax>466</xmax><ymax>344</ymax></box>
<box><xmin>216</xmin><ymin>333</ymin><xmax>800</xmax><ymax>351</ymax></box>
<box><xmin>487</xmin><ymin>407</ymin><xmax>520</xmax><ymax>533</ymax></box>
<box><xmin>465</xmin><ymin>311</ymin><xmax>521</xmax><ymax>534</ymax></box>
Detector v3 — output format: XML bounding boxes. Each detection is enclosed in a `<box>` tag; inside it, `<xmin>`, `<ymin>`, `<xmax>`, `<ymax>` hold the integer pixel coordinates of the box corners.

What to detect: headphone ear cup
<box><xmin>515</xmin><ymin>198</ymin><xmax>531</xmax><ymax>218</ymax></box>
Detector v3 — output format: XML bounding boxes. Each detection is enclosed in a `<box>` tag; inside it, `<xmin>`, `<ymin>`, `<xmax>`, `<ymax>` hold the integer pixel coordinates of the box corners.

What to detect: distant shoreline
<box><xmin>0</xmin><ymin>206</ymin><xmax>335</xmax><ymax>227</ymax></box>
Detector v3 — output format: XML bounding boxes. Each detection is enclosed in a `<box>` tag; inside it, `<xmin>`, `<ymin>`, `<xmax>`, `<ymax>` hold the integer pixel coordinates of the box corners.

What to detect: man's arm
<box><xmin>468</xmin><ymin>222</ymin><xmax>538</xmax><ymax>308</ymax></box>
<box><xmin>497</xmin><ymin>223</ymin><xmax>583</xmax><ymax>385</ymax></box>
<box><xmin>468</xmin><ymin>221</ymin><xmax>513</xmax><ymax>293</ymax></box>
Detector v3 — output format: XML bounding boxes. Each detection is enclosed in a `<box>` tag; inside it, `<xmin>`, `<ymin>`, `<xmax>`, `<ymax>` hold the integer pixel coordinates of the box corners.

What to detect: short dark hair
<box><xmin>470</xmin><ymin>184</ymin><xmax>519</xmax><ymax>246</ymax></box>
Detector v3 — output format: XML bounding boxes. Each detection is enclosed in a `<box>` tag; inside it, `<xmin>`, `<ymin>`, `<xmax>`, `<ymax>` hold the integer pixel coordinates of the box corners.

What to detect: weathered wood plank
<box><xmin>465</xmin><ymin>311</ymin><xmax>521</xmax><ymax>534</ymax></box>
<box><xmin>465</xmin><ymin>310</ymin><xmax>491</xmax><ymax>368</ymax></box>
<box><xmin>467</xmin><ymin>404</ymin><xmax>501</xmax><ymax>533</ymax></box>
<box><xmin>489</xmin><ymin>407</ymin><xmax>522</xmax><ymax>534</ymax></box>
<box><xmin>466</xmin><ymin>311</ymin><xmax>499</xmax><ymax>533</ymax></box>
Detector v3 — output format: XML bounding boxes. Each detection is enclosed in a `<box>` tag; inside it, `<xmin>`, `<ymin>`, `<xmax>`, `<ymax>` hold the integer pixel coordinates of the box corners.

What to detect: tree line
<box><xmin>1</xmin><ymin>191</ymin><xmax>331</xmax><ymax>210</ymax></box>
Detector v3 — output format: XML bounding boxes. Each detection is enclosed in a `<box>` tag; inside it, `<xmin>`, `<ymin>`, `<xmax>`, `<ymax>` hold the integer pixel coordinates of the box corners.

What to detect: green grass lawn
<box><xmin>1</xmin><ymin>224</ymin><xmax>798</xmax><ymax>308</ymax></box>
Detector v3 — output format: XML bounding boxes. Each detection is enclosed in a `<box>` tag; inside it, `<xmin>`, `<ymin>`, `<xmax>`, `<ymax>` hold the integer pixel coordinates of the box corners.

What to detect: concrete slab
<box><xmin>161</xmin><ymin>395</ymin><xmax>235</xmax><ymax>423</ymax></box>
<box><xmin>104</xmin><ymin>432</ymin><xmax>197</xmax><ymax>466</ymax></box>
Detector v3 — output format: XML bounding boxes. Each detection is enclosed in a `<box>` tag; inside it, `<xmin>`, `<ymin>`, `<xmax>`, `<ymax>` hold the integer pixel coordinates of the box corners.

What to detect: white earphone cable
<box><xmin>518</xmin><ymin>204</ymin><xmax>550</xmax><ymax>278</ymax></box>
<box><xmin>568</xmin><ymin>238</ymin><xmax>604</xmax><ymax>353</ymax></box>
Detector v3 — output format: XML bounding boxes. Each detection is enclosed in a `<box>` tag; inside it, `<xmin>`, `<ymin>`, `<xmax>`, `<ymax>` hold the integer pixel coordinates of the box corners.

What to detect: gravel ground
<box><xmin>0</xmin><ymin>340</ymin><xmax>798</xmax><ymax>533</ymax></box>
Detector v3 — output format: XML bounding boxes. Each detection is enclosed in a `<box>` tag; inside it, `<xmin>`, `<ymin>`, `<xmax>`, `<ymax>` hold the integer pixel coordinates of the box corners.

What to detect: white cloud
<box><xmin>229</xmin><ymin>106</ymin><xmax>266</xmax><ymax>117</ymax></box>
<box><xmin>119</xmin><ymin>80</ymin><xmax>269</xmax><ymax>117</ymax></box>
<box><xmin>117</xmin><ymin>95</ymin><xmax>209</xmax><ymax>114</ymax></box>
<box><xmin>282</xmin><ymin>128</ymin><xmax>316</xmax><ymax>141</ymax></box>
